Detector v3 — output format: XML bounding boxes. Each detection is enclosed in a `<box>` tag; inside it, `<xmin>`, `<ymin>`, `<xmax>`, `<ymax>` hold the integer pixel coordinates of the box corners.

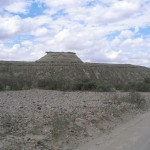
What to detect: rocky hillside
<box><xmin>0</xmin><ymin>61</ymin><xmax>150</xmax><ymax>90</ymax></box>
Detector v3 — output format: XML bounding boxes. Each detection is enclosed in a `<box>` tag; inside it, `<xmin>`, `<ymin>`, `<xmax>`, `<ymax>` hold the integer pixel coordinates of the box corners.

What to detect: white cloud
<box><xmin>0</xmin><ymin>0</ymin><xmax>32</xmax><ymax>14</ymax></box>
<box><xmin>0</xmin><ymin>0</ymin><xmax>150</xmax><ymax>67</ymax></box>
<box><xmin>42</xmin><ymin>0</ymin><xmax>141</xmax><ymax>25</ymax></box>
<box><xmin>31</xmin><ymin>27</ymin><xmax>50</xmax><ymax>36</ymax></box>
<box><xmin>121</xmin><ymin>38</ymin><xmax>144</xmax><ymax>47</ymax></box>
<box><xmin>53</xmin><ymin>29</ymin><xmax>70</xmax><ymax>43</ymax></box>
<box><xmin>0</xmin><ymin>14</ymin><xmax>53</xmax><ymax>40</ymax></box>
<box><xmin>22</xmin><ymin>40</ymin><xmax>32</xmax><ymax>46</ymax></box>
<box><xmin>0</xmin><ymin>0</ymin><xmax>12</xmax><ymax>7</ymax></box>
<box><xmin>0</xmin><ymin>15</ymin><xmax>21</xmax><ymax>39</ymax></box>
<box><xmin>38</xmin><ymin>0</ymin><xmax>83</xmax><ymax>7</ymax></box>
<box><xmin>119</xmin><ymin>30</ymin><xmax>134</xmax><ymax>39</ymax></box>
<box><xmin>106</xmin><ymin>50</ymin><xmax>121</xmax><ymax>59</ymax></box>
<box><xmin>5</xmin><ymin>1</ymin><xmax>30</xmax><ymax>14</ymax></box>
<box><xmin>101</xmin><ymin>1</ymin><xmax>139</xmax><ymax>23</ymax></box>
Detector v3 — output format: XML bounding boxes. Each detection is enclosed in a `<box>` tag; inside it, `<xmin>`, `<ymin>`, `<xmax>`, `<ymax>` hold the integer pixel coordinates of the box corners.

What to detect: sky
<box><xmin>0</xmin><ymin>0</ymin><xmax>150</xmax><ymax>67</ymax></box>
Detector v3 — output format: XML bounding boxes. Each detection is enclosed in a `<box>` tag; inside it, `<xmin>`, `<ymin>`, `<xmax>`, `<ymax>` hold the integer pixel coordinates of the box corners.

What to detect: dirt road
<box><xmin>75</xmin><ymin>111</ymin><xmax>150</xmax><ymax>150</ymax></box>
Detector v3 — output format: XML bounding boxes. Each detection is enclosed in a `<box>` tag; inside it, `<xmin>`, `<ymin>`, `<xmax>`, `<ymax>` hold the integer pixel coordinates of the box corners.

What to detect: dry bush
<box><xmin>0</xmin><ymin>113</ymin><xmax>26</xmax><ymax>136</ymax></box>
<box><xmin>125</xmin><ymin>92</ymin><xmax>146</xmax><ymax>109</ymax></box>
<box><xmin>73</xmin><ymin>78</ymin><xmax>97</xmax><ymax>91</ymax></box>
<box><xmin>51</xmin><ymin>112</ymin><xmax>71</xmax><ymax>139</ymax></box>
<box><xmin>111</xmin><ymin>92</ymin><xmax>147</xmax><ymax>109</ymax></box>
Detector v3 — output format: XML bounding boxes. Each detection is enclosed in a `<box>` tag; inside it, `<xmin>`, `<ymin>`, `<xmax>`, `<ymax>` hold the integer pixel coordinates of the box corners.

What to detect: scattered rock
<box><xmin>75</xmin><ymin>118</ymin><xmax>87</xmax><ymax>128</ymax></box>
<box><xmin>0</xmin><ymin>90</ymin><xmax>147</xmax><ymax>150</ymax></box>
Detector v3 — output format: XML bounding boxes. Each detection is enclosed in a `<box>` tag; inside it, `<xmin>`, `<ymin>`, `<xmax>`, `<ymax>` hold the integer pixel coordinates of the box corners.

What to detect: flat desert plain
<box><xmin>0</xmin><ymin>90</ymin><xmax>150</xmax><ymax>150</ymax></box>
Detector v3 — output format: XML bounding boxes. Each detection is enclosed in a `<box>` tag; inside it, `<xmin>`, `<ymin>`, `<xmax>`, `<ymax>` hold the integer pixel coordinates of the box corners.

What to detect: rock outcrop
<box><xmin>37</xmin><ymin>52</ymin><xmax>83</xmax><ymax>63</ymax></box>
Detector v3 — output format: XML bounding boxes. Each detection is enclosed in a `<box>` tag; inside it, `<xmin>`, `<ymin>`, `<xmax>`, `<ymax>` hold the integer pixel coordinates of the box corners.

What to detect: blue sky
<box><xmin>0</xmin><ymin>0</ymin><xmax>150</xmax><ymax>67</ymax></box>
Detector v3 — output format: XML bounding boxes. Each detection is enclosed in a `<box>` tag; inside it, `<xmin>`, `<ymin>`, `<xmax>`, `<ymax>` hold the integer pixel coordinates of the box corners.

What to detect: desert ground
<box><xmin>0</xmin><ymin>90</ymin><xmax>150</xmax><ymax>150</ymax></box>
<box><xmin>75</xmin><ymin>111</ymin><xmax>150</xmax><ymax>150</ymax></box>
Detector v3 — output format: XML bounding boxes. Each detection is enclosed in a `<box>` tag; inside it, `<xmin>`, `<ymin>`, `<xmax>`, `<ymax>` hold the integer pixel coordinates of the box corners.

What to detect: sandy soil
<box><xmin>0</xmin><ymin>90</ymin><xmax>149</xmax><ymax>150</ymax></box>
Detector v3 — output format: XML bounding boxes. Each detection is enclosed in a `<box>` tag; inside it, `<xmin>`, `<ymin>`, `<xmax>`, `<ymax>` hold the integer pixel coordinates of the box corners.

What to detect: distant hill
<box><xmin>0</xmin><ymin>60</ymin><xmax>150</xmax><ymax>91</ymax></box>
<box><xmin>0</xmin><ymin>52</ymin><xmax>150</xmax><ymax>91</ymax></box>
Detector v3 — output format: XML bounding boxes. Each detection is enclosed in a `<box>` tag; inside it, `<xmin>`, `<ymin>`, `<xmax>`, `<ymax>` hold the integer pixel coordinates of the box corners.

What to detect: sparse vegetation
<box><xmin>97</xmin><ymin>83</ymin><xmax>114</xmax><ymax>92</ymax></box>
<box><xmin>0</xmin><ymin>90</ymin><xmax>149</xmax><ymax>150</ymax></box>
<box><xmin>111</xmin><ymin>92</ymin><xmax>147</xmax><ymax>109</ymax></box>
<box><xmin>0</xmin><ymin>82</ymin><xmax>4</xmax><ymax>91</ymax></box>
<box><xmin>125</xmin><ymin>92</ymin><xmax>146</xmax><ymax>109</ymax></box>
<box><xmin>0</xmin><ymin>113</ymin><xmax>26</xmax><ymax>136</ymax></box>
<box><xmin>37</xmin><ymin>78</ymin><xmax>57</xmax><ymax>90</ymax></box>
<box><xmin>1</xmin><ymin>76</ymin><xmax>150</xmax><ymax>92</ymax></box>
<box><xmin>124</xmin><ymin>78</ymin><xmax>150</xmax><ymax>92</ymax></box>
<box><xmin>0</xmin><ymin>60</ymin><xmax>150</xmax><ymax>92</ymax></box>
<box><xmin>37</xmin><ymin>78</ymin><xmax>72</xmax><ymax>91</ymax></box>
<box><xmin>73</xmin><ymin>78</ymin><xmax>97</xmax><ymax>91</ymax></box>
<box><xmin>51</xmin><ymin>112</ymin><xmax>72</xmax><ymax>139</ymax></box>
<box><xmin>0</xmin><ymin>73</ymin><xmax>33</xmax><ymax>91</ymax></box>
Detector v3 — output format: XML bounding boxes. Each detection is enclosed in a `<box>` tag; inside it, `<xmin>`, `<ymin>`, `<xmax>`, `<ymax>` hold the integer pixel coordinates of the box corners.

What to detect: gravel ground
<box><xmin>0</xmin><ymin>90</ymin><xmax>120</xmax><ymax>122</ymax></box>
<box><xmin>0</xmin><ymin>90</ymin><xmax>149</xmax><ymax>150</ymax></box>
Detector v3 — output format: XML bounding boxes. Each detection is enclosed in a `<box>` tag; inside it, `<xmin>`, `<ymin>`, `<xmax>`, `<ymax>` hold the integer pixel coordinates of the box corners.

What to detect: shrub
<box><xmin>114</xmin><ymin>84</ymin><xmax>124</xmax><ymax>91</ymax></box>
<box><xmin>0</xmin><ymin>82</ymin><xmax>4</xmax><ymax>91</ymax></box>
<box><xmin>51</xmin><ymin>113</ymin><xmax>71</xmax><ymax>139</ymax></box>
<box><xmin>1</xmin><ymin>113</ymin><xmax>24</xmax><ymax>136</ymax></box>
<box><xmin>136</xmin><ymin>82</ymin><xmax>150</xmax><ymax>92</ymax></box>
<box><xmin>0</xmin><ymin>73</ymin><xmax>33</xmax><ymax>91</ymax></box>
<box><xmin>37</xmin><ymin>78</ymin><xmax>72</xmax><ymax>91</ymax></box>
<box><xmin>125</xmin><ymin>80</ymin><xmax>150</xmax><ymax>92</ymax></box>
<box><xmin>144</xmin><ymin>77</ymin><xmax>150</xmax><ymax>83</ymax></box>
<box><xmin>111</xmin><ymin>92</ymin><xmax>146</xmax><ymax>109</ymax></box>
<box><xmin>97</xmin><ymin>84</ymin><xmax>113</xmax><ymax>92</ymax></box>
<box><xmin>37</xmin><ymin>79</ymin><xmax>57</xmax><ymax>90</ymax></box>
<box><xmin>111</xmin><ymin>94</ymin><xmax>122</xmax><ymax>105</ymax></box>
<box><xmin>73</xmin><ymin>78</ymin><xmax>97</xmax><ymax>91</ymax></box>
<box><xmin>124</xmin><ymin>92</ymin><xmax>146</xmax><ymax>109</ymax></box>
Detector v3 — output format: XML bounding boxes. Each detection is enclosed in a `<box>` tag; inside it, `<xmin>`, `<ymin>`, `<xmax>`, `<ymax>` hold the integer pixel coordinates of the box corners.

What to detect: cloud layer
<box><xmin>0</xmin><ymin>0</ymin><xmax>150</xmax><ymax>67</ymax></box>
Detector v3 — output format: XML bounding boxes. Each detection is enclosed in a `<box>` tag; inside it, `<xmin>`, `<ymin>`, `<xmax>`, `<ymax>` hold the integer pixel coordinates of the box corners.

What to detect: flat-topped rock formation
<box><xmin>37</xmin><ymin>52</ymin><xmax>83</xmax><ymax>63</ymax></box>
<box><xmin>0</xmin><ymin>51</ymin><xmax>150</xmax><ymax>90</ymax></box>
